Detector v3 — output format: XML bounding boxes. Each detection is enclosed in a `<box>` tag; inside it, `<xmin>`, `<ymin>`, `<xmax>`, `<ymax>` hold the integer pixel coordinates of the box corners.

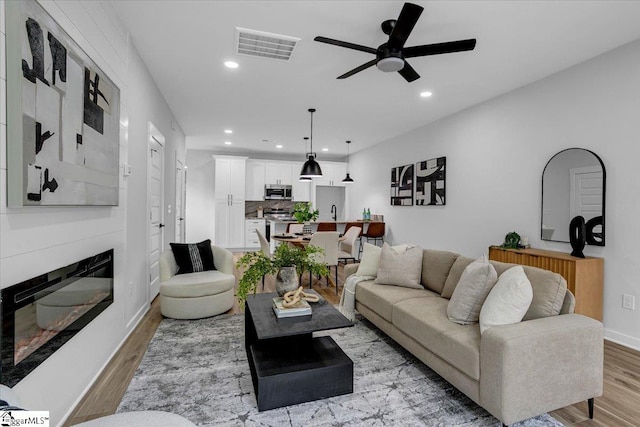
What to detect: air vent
<box><xmin>235</xmin><ymin>27</ymin><xmax>300</xmax><ymax>62</ymax></box>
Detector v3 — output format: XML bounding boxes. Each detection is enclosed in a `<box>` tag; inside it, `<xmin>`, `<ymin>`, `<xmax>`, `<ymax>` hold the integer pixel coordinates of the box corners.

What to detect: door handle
<box><xmin>159</xmin><ymin>223</ymin><xmax>165</xmax><ymax>228</ymax></box>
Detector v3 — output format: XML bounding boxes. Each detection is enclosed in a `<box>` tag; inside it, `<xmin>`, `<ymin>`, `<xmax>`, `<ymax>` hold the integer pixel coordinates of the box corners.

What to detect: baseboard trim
<box><xmin>604</xmin><ymin>328</ymin><xmax>640</xmax><ymax>352</ymax></box>
<box><xmin>58</xmin><ymin>302</ymin><xmax>150</xmax><ymax>427</ymax></box>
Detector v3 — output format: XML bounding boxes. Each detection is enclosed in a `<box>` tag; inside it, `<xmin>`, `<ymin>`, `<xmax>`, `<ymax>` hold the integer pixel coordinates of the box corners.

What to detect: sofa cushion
<box><xmin>393</xmin><ymin>297</ymin><xmax>481</xmax><ymax>380</ymax></box>
<box><xmin>447</xmin><ymin>256</ymin><xmax>498</xmax><ymax>325</ymax></box>
<box><xmin>444</xmin><ymin>257</ymin><xmax>567</xmax><ymax>320</ymax></box>
<box><xmin>160</xmin><ymin>270</ymin><xmax>235</xmax><ymax>298</ymax></box>
<box><xmin>479</xmin><ymin>266</ymin><xmax>533</xmax><ymax>334</ymax></box>
<box><xmin>442</xmin><ymin>256</ymin><xmax>475</xmax><ymax>299</ymax></box>
<box><xmin>490</xmin><ymin>261</ymin><xmax>567</xmax><ymax>320</ymax></box>
<box><xmin>170</xmin><ymin>239</ymin><xmax>216</xmax><ymax>274</ymax></box>
<box><xmin>374</xmin><ymin>244</ymin><xmax>423</xmax><ymax>289</ymax></box>
<box><xmin>355</xmin><ymin>281</ymin><xmax>439</xmax><ymax>322</ymax></box>
<box><xmin>356</xmin><ymin>243</ymin><xmax>409</xmax><ymax>277</ymax></box>
<box><xmin>421</xmin><ymin>249</ymin><xmax>460</xmax><ymax>294</ymax></box>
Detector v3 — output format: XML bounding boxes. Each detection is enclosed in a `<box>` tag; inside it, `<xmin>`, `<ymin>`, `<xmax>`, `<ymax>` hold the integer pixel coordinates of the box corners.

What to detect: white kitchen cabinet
<box><xmin>314</xmin><ymin>162</ymin><xmax>347</xmax><ymax>187</ymax></box>
<box><xmin>245</xmin><ymin>160</ymin><xmax>266</xmax><ymax>201</ymax></box>
<box><xmin>213</xmin><ymin>155</ymin><xmax>247</xmax><ymax>248</ymax></box>
<box><xmin>265</xmin><ymin>161</ymin><xmax>293</xmax><ymax>185</ymax></box>
<box><xmin>245</xmin><ymin>219</ymin><xmax>266</xmax><ymax>248</ymax></box>
<box><xmin>291</xmin><ymin>161</ymin><xmax>311</xmax><ymax>201</ymax></box>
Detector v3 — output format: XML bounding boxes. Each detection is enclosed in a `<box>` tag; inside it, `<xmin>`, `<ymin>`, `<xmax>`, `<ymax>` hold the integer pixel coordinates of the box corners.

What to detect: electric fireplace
<box><xmin>1</xmin><ymin>249</ymin><xmax>114</xmax><ymax>386</ymax></box>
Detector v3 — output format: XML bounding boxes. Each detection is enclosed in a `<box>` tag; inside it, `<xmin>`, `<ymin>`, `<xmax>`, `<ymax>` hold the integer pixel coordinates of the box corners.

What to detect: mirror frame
<box><xmin>541</xmin><ymin>148</ymin><xmax>606</xmax><ymax>246</ymax></box>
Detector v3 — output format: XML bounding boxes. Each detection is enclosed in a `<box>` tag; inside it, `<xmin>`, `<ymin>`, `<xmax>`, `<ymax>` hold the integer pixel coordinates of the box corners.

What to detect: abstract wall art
<box><xmin>415</xmin><ymin>156</ymin><xmax>446</xmax><ymax>206</ymax></box>
<box><xmin>390</xmin><ymin>164</ymin><xmax>414</xmax><ymax>206</ymax></box>
<box><xmin>6</xmin><ymin>0</ymin><xmax>120</xmax><ymax>206</ymax></box>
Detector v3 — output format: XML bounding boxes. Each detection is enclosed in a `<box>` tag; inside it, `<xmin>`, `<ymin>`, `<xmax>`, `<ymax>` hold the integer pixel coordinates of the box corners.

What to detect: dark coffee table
<box><xmin>244</xmin><ymin>291</ymin><xmax>354</xmax><ymax>411</ymax></box>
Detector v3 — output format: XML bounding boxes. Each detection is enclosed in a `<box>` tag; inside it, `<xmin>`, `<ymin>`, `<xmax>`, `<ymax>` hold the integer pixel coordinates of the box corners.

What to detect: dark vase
<box><xmin>569</xmin><ymin>216</ymin><xmax>586</xmax><ymax>258</ymax></box>
<box><xmin>275</xmin><ymin>266</ymin><xmax>299</xmax><ymax>297</ymax></box>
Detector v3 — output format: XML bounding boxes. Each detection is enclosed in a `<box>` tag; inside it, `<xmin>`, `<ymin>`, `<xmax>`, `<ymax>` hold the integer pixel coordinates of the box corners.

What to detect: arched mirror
<box><xmin>541</xmin><ymin>148</ymin><xmax>606</xmax><ymax>246</ymax></box>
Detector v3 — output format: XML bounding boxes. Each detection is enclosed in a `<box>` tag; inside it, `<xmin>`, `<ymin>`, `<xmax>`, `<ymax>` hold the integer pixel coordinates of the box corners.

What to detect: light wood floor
<box><xmin>65</xmin><ymin>255</ymin><xmax>640</xmax><ymax>426</ymax></box>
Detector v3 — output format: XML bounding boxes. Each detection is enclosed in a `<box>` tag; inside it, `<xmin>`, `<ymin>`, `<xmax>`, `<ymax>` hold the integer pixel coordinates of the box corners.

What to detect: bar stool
<box><xmin>316</xmin><ymin>222</ymin><xmax>337</xmax><ymax>231</ymax></box>
<box><xmin>358</xmin><ymin>222</ymin><xmax>385</xmax><ymax>258</ymax></box>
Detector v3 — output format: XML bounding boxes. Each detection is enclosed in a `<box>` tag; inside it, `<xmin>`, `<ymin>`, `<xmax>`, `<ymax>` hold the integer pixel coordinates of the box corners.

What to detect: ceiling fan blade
<box><xmin>337</xmin><ymin>59</ymin><xmax>378</xmax><ymax>79</ymax></box>
<box><xmin>388</xmin><ymin>2</ymin><xmax>424</xmax><ymax>50</ymax></box>
<box><xmin>398</xmin><ymin>61</ymin><xmax>420</xmax><ymax>82</ymax></box>
<box><xmin>314</xmin><ymin>36</ymin><xmax>377</xmax><ymax>55</ymax></box>
<box><xmin>403</xmin><ymin>39</ymin><xmax>477</xmax><ymax>58</ymax></box>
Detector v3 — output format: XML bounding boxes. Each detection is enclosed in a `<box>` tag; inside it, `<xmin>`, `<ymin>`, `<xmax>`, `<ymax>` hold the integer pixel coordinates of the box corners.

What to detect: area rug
<box><xmin>118</xmin><ymin>313</ymin><xmax>563</xmax><ymax>426</ymax></box>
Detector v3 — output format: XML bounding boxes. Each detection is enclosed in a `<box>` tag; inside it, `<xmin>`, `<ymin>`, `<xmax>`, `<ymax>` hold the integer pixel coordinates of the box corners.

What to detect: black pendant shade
<box><xmin>342</xmin><ymin>140</ymin><xmax>354</xmax><ymax>183</ymax></box>
<box><xmin>301</xmin><ymin>155</ymin><xmax>323</xmax><ymax>178</ymax></box>
<box><xmin>342</xmin><ymin>173</ymin><xmax>354</xmax><ymax>183</ymax></box>
<box><xmin>300</xmin><ymin>108</ymin><xmax>323</xmax><ymax>178</ymax></box>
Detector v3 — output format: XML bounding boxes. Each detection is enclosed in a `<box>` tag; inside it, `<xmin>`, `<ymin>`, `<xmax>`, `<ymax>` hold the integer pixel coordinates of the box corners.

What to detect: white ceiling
<box><xmin>110</xmin><ymin>1</ymin><xmax>640</xmax><ymax>159</ymax></box>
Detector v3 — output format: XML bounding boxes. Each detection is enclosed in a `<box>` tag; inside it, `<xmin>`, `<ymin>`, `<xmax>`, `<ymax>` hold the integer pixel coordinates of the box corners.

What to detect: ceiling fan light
<box><xmin>300</xmin><ymin>155</ymin><xmax>323</xmax><ymax>178</ymax></box>
<box><xmin>342</xmin><ymin>173</ymin><xmax>354</xmax><ymax>183</ymax></box>
<box><xmin>376</xmin><ymin>57</ymin><xmax>404</xmax><ymax>72</ymax></box>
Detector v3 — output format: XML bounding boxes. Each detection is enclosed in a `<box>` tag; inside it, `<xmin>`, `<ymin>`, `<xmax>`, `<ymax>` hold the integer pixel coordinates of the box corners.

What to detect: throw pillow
<box><xmin>374</xmin><ymin>243</ymin><xmax>423</xmax><ymax>289</ymax></box>
<box><xmin>170</xmin><ymin>239</ymin><xmax>216</xmax><ymax>274</ymax></box>
<box><xmin>356</xmin><ymin>243</ymin><xmax>409</xmax><ymax>277</ymax></box>
<box><xmin>479</xmin><ymin>265</ymin><xmax>533</xmax><ymax>334</ymax></box>
<box><xmin>447</xmin><ymin>255</ymin><xmax>498</xmax><ymax>325</ymax></box>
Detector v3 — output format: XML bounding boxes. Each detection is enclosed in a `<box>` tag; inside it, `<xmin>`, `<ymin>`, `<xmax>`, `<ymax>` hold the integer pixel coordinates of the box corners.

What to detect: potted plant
<box><xmin>236</xmin><ymin>243</ymin><xmax>329</xmax><ymax>306</ymax></box>
<box><xmin>293</xmin><ymin>202</ymin><xmax>319</xmax><ymax>223</ymax></box>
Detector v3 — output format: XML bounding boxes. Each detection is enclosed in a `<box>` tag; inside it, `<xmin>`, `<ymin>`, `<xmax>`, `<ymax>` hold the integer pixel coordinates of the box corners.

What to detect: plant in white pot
<box><xmin>293</xmin><ymin>202</ymin><xmax>319</xmax><ymax>234</ymax></box>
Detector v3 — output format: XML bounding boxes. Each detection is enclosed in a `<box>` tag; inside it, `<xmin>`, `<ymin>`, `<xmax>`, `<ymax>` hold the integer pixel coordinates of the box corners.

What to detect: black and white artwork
<box><xmin>6</xmin><ymin>0</ymin><xmax>120</xmax><ymax>206</ymax></box>
<box><xmin>416</xmin><ymin>157</ymin><xmax>446</xmax><ymax>206</ymax></box>
<box><xmin>390</xmin><ymin>164</ymin><xmax>414</xmax><ymax>206</ymax></box>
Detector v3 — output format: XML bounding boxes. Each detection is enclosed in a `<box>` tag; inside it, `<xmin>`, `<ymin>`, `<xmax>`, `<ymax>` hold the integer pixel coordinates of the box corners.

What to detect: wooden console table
<box><xmin>488</xmin><ymin>246</ymin><xmax>604</xmax><ymax>321</ymax></box>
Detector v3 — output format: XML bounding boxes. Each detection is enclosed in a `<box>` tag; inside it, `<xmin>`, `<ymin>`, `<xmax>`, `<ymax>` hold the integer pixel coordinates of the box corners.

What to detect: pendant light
<box><xmin>342</xmin><ymin>140</ymin><xmax>354</xmax><ymax>183</ymax></box>
<box><xmin>299</xmin><ymin>137</ymin><xmax>312</xmax><ymax>181</ymax></box>
<box><xmin>300</xmin><ymin>108</ymin><xmax>323</xmax><ymax>178</ymax></box>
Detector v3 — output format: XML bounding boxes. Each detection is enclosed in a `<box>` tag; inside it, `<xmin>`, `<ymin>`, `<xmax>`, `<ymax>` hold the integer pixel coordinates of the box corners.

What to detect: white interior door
<box><xmin>175</xmin><ymin>159</ymin><xmax>186</xmax><ymax>243</ymax></box>
<box><xmin>148</xmin><ymin>126</ymin><xmax>165</xmax><ymax>300</ymax></box>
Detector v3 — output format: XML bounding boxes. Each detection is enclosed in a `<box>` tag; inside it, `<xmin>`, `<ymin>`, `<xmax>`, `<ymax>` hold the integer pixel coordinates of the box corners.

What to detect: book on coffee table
<box><xmin>272</xmin><ymin>297</ymin><xmax>312</xmax><ymax>318</ymax></box>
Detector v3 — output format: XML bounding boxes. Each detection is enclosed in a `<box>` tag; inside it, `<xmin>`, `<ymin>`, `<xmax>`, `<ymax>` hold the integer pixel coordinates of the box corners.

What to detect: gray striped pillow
<box><xmin>170</xmin><ymin>240</ymin><xmax>216</xmax><ymax>274</ymax></box>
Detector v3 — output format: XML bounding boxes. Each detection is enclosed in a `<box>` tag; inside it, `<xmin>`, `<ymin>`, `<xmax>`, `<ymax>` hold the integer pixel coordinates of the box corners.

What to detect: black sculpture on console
<box><xmin>569</xmin><ymin>216</ymin><xmax>586</xmax><ymax>258</ymax></box>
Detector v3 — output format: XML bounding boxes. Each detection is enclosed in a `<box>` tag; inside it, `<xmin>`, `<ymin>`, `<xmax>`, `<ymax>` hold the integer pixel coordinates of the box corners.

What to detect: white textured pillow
<box><xmin>374</xmin><ymin>243</ymin><xmax>423</xmax><ymax>289</ymax></box>
<box><xmin>447</xmin><ymin>256</ymin><xmax>498</xmax><ymax>325</ymax></box>
<box><xmin>479</xmin><ymin>266</ymin><xmax>533</xmax><ymax>334</ymax></box>
<box><xmin>356</xmin><ymin>243</ymin><xmax>409</xmax><ymax>277</ymax></box>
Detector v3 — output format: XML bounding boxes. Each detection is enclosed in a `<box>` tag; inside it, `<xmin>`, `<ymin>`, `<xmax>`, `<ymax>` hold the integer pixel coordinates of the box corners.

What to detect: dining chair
<box><xmin>338</xmin><ymin>226</ymin><xmax>361</xmax><ymax>264</ymax></box>
<box><xmin>358</xmin><ymin>222</ymin><xmax>385</xmax><ymax>258</ymax></box>
<box><xmin>255</xmin><ymin>229</ymin><xmax>271</xmax><ymax>290</ymax></box>
<box><xmin>316</xmin><ymin>222</ymin><xmax>337</xmax><ymax>231</ymax></box>
<box><xmin>307</xmin><ymin>231</ymin><xmax>340</xmax><ymax>294</ymax></box>
<box><xmin>286</xmin><ymin>223</ymin><xmax>305</xmax><ymax>234</ymax></box>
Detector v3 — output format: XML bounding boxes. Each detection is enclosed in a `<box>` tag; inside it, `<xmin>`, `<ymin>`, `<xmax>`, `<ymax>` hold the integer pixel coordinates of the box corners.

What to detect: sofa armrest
<box><xmin>480</xmin><ymin>314</ymin><xmax>603</xmax><ymax>425</ymax></box>
<box><xmin>212</xmin><ymin>245</ymin><xmax>234</xmax><ymax>275</ymax></box>
<box><xmin>344</xmin><ymin>263</ymin><xmax>359</xmax><ymax>280</ymax></box>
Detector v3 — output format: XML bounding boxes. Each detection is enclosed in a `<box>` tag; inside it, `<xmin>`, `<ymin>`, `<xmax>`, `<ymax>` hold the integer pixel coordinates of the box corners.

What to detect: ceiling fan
<box><xmin>314</xmin><ymin>2</ymin><xmax>476</xmax><ymax>82</ymax></box>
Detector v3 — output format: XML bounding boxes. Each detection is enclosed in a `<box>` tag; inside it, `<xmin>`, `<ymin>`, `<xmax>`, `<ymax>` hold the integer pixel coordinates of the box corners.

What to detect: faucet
<box><xmin>331</xmin><ymin>204</ymin><xmax>337</xmax><ymax>221</ymax></box>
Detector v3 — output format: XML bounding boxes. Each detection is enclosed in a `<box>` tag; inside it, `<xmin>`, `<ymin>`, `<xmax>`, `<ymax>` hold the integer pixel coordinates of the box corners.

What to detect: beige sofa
<box><xmin>345</xmin><ymin>249</ymin><xmax>603</xmax><ymax>426</ymax></box>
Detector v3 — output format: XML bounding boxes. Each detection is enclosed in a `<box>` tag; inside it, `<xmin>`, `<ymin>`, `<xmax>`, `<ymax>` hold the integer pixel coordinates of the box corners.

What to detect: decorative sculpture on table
<box><xmin>569</xmin><ymin>216</ymin><xmax>587</xmax><ymax>258</ymax></box>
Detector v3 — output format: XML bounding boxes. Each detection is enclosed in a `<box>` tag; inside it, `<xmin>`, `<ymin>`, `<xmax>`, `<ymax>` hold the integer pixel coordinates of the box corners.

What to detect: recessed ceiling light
<box><xmin>224</xmin><ymin>129</ymin><xmax>233</xmax><ymax>134</ymax></box>
<box><xmin>276</xmin><ymin>144</ymin><xmax>283</xmax><ymax>149</ymax></box>
<box><xmin>224</xmin><ymin>141</ymin><xmax>232</xmax><ymax>145</ymax></box>
<box><xmin>420</xmin><ymin>91</ymin><xmax>433</xmax><ymax>98</ymax></box>
<box><xmin>322</xmin><ymin>148</ymin><xmax>329</xmax><ymax>152</ymax></box>
<box><xmin>224</xmin><ymin>61</ymin><xmax>239</xmax><ymax>69</ymax></box>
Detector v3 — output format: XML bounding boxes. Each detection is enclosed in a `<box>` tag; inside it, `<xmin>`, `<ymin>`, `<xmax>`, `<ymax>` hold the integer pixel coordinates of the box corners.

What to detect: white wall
<box><xmin>348</xmin><ymin>38</ymin><xmax>640</xmax><ymax>351</ymax></box>
<box><xmin>0</xmin><ymin>1</ymin><xmax>185</xmax><ymax>424</ymax></box>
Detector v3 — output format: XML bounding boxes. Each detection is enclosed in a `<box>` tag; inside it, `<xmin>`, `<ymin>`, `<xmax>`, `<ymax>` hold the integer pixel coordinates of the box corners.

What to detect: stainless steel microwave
<box><xmin>264</xmin><ymin>184</ymin><xmax>292</xmax><ymax>200</ymax></box>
